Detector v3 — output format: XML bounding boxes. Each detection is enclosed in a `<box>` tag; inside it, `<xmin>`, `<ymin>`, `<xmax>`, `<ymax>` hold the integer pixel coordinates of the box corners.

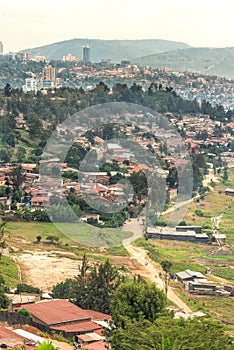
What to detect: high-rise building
<box><xmin>0</xmin><ymin>41</ymin><xmax>3</xmax><ymax>55</ymax></box>
<box><xmin>42</xmin><ymin>65</ymin><xmax>56</xmax><ymax>84</ymax></box>
<box><xmin>25</xmin><ymin>51</ymin><xmax>31</xmax><ymax>60</ymax></box>
<box><xmin>82</xmin><ymin>45</ymin><xmax>90</xmax><ymax>64</ymax></box>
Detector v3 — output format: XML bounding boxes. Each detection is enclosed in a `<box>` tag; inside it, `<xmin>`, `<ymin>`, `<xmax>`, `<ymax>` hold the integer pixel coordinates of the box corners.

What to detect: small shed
<box><xmin>225</xmin><ymin>188</ymin><xmax>234</xmax><ymax>196</ymax></box>
<box><xmin>176</xmin><ymin>269</ymin><xmax>206</xmax><ymax>283</ymax></box>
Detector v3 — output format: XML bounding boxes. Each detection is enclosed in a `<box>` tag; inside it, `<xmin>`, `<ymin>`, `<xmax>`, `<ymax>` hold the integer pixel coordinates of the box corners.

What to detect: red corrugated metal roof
<box><xmin>0</xmin><ymin>326</ymin><xmax>24</xmax><ymax>342</ymax></box>
<box><xmin>84</xmin><ymin>340</ymin><xmax>108</xmax><ymax>350</ymax></box>
<box><xmin>83</xmin><ymin>309</ymin><xmax>111</xmax><ymax>321</ymax></box>
<box><xmin>51</xmin><ymin>321</ymin><xmax>101</xmax><ymax>333</ymax></box>
<box><xmin>23</xmin><ymin>300</ymin><xmax>91</xmax><ymax>325</ymax></box>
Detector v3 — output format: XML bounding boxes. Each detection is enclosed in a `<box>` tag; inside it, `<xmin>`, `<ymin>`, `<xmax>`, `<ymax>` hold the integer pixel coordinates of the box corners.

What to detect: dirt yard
<box><xmin>17</xmin><ymin>251</ymin><xmax>82</xmax><ymax>291</ymax></box>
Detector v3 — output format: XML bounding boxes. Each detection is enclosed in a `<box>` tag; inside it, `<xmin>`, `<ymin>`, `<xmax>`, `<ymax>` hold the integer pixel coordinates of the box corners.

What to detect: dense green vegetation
<box><xmin>110</xmin><ymin>317</ymin><xmax>234</xmax><ymax>350</ymax></box>
<box><xmin>0</xmin><ymin>255</ymin><xmax>19</xmax><ymax>287</ymax></box>
<box><xmin>0</xmin><ymin>276</ymin><xmax>10</xmax><ymax>309</ymax></box>
<box><xmin>0</xmin><ymin>82</ymin><xmax>232</xmax><ymax>165</ymax></box>
<box><xmin>111</xmin><ymin>279</ymin><xmax>167</xmax><ymax>327</ymax></box>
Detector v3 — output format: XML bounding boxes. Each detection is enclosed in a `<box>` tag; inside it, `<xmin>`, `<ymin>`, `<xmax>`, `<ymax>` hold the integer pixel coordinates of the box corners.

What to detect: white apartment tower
<box><xmin>23</xmin><ymin>78</ymin><xmax>37</xmax><ymax>92</ymax></box>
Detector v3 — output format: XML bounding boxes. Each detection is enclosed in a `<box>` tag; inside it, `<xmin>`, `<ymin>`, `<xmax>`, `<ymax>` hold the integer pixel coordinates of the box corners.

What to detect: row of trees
<box><xmin>1</xmin><ymin>81</ymin><xmax>233</xmax><ymax>134</ymax></box>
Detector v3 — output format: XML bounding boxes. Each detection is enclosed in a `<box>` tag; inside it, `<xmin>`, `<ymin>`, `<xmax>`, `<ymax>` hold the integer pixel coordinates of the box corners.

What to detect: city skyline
<box><xmin>1</xmin><ymin>0</ymin><xmax>234</xmax><ymax>53</ymax></box>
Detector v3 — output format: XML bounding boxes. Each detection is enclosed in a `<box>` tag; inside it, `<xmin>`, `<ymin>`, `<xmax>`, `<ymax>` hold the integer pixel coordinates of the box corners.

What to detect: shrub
<box><xmin>17</xmin><ymin>308</ymin><xmax>32</xmax><ymax>317</ymax></box>
<box><xmin>195</xmin><ymin>209</ymin><xmax>204</xmax><ymax>217</ymax></box>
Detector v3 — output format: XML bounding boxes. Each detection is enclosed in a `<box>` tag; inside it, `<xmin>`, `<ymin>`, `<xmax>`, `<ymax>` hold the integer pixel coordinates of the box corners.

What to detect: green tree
<box><xmin>36</xmin><ymin>235</ymin><xmax>42</xmax><ymax>243</ymax></box>
<box><xmin>160</xmin><ymin>260</ymin><xmax>172</xmax><ymax>295</ymax></box>
<box><xmin>18</xmin><ymin>308</ymin><xmax>32</xmax><ymax>317</ymax></box>
<box><xmin>9</xmin><ymin>165</ymin><xmax>26</xmax><ymax>190</ymax></box>
<box><xmin>84</xmin><ymin>259</ymin><xmax>123</xmax><ymax>314</ymax></box>
<box><xmin>0</xmin><ymin>222</ymin><xmax>8</xmax><ymax>256</ymax></box>
<box><xmin>0</xmin><ymin>222</ymin><xmax>7</xmax><ymax>240</ymax></box>
<box><xmin>167</xmin><ymin>168</ymin><xmax>178</xmax><ymax>187</ymax></box>
<box><xmin>223</xmin><ymin>167</ymin><xmax>228</xmax><ymax>182</ymax></box>
<box><xmin>16</xmin><ymin>147</ymin><xmax>27</xmax><ymax>162</ymax></box>
<box><xmin>52</xmin><ymin>278</ymin><xmax>75</xmax><ymax>299</ymax></box>
<box><xmin>0</xmin><ymin>149</ymin><xmax>11</xmax><ymax>163</ymax></box>
<box><xmin>46</xmin><ymin>235</ymin><xmax>59</xmax><ymax>245</ymax></box>
<box><xmin>16</xmin><ymin>283</ymin><xmax>41</xmax><ymax>294</ymax></box>
<box><xmin>4</xmin><ymin>132</ymin><xmax>15</xmax><ymax>147</ymax></box>
<box><xmin>36</xmin><ymin>341</ymin><xmax>58</xmax><ymax>350</ymax></box>
<box><xmin>110</xmin><ymin>317</ymin><xmax>233</xmax><ymax>350</ymax></box>
<box><xmin>160</xmin><ymin>260</ymin><xmax>172</xmax><ymax>273</ymax></box>
<box><xmin>52</xmin><ymin>256</ymin><xmax>123</xmax><ymax>314</ymax></box>
<box><xmin>111</xmin><ymin>279</ymin><xmax>167</xmax><ymax>328</ymax></box>
<box><xmin>26</xmin><ymin>112</ymin><xmax>43</xmax><ymax>138</ymax></box>
<box><xmin>0</xmin><ymin>284</ymin><xmax>9</xmax><ymax>309</ymax></box>
<box><xmin>4</xmin><ymin>83</ymin><xmax>12</xmax><ymax>97</ymax></box>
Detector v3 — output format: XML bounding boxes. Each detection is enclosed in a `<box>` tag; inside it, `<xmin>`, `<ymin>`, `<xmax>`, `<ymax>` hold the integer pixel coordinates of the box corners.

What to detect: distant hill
<box><xmin>22</xmin><ymin>38</ymin><xmax>190</xmax><ymax>62</ymax></box>
<box><xmin>134</xmin><ymin>47</ymin><xmax>234</xmax><ymax>79</ymax></box>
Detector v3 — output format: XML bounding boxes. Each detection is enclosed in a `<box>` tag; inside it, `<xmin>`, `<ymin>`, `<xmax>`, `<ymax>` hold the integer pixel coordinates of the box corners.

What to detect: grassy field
<box><xmin>162</xmin><ymin>169</ymin><xmax>234</xmax><ymax>243</ymax></box>
<box><xmin>185</xmin><ymin>170</ymin><xmax>234</xmax><ymax>244</ymax></box>
<box><xmin>158</xmin><ymin>169</ymin><xmax>234</xmax><ymax>280</ymax></box>
<box><xmin>170</xmin><ymin>281</ymin><xmax>234</xmax><ymax>325</ymax></box>
<box><xmin>135</xmin><ymin>167</ymin><xmax>234</xmax><ymax>326</ymax></box>
<box><xmin>134</xmin><ymin>238</ymin><xmax>234</xmax><ymax>325</ymax></box>
<box><xmin>134</xmin><ymin>237</ymin><xmax>234</xmax><ymax>283</ymax></box>
<box><xmin>0</xmin><ymin>255</ymin><xmax>19</xmax><ymax>287</ymax></box>
<box><xmin>6</xmin><ymin>221</ymin><xmax>132</xmax><ymax>250</ymax></box>
<box><xmin>135</xmin><ymin>238</ymin><xmax>207</xmax><ymax>273</ymax></box>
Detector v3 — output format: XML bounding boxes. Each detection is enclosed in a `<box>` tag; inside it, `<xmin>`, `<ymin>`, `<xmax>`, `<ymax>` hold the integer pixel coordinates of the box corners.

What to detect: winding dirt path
<box><xmin>122</xmin><ymin>219</ymin><xmax>192</xmax><ymax>313</ymax></box>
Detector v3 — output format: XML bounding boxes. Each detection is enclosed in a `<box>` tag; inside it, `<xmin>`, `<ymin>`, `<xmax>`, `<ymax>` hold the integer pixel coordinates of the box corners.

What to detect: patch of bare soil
<box><xmin>17</xmin><ymin>251</ymin><xmax>82</xmax><ymax>291</ymax></box>
<box><xmin>203</xmin><ymin>245</ymin><xmax>233</xmax><ymax>256</ymax></box>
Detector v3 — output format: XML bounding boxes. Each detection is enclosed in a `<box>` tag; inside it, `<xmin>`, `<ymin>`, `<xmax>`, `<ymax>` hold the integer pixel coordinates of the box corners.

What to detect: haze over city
<box><xmin>1</xmin><ymin>0</ymin><xmax>234</xmax><ymax>53</ymax></box>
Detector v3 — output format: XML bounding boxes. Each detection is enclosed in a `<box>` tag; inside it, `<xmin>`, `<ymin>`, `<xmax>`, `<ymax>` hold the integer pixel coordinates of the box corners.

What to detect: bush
<box><xmin>178</xmin><ymin>220</ymin><xmax>187</xmax><ymax>226</ymax></box>
<box><xmin>17</xmin><ymin>308</ymin><xmax>32</xmax><ymax>317</ymax></box>
<box><xmin>195</xmin><ymin>209</ymin><xmax>204</xmax><ymax>217</ymax></box>
<box><xmin>16</xmin><ymin>283</ymin><xmax>41</xmax><ymax>294</ymax></box>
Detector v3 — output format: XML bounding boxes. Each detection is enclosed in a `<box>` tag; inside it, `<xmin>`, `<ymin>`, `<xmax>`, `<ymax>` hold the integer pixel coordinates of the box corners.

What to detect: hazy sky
<box><xmin>1</xmin><ymin>0</ymin><xmax>234</xmax><ymax>53</ymax></box>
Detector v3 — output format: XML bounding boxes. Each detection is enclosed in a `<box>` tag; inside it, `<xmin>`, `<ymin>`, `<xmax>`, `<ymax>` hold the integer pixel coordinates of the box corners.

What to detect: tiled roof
<box><xmin>31</xmin><ymin>196</ymin><xmax>50</xmax><ymax>203</ymax></box>
<box><xmin>129</xmin><ymin>163</ymin><xmax>152</xmax><ymax>174</ymax></box>
<box><xmin>94</xmin><ymin>136</ymin><xmax>104</xmax><ymax>143</ymax></box>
